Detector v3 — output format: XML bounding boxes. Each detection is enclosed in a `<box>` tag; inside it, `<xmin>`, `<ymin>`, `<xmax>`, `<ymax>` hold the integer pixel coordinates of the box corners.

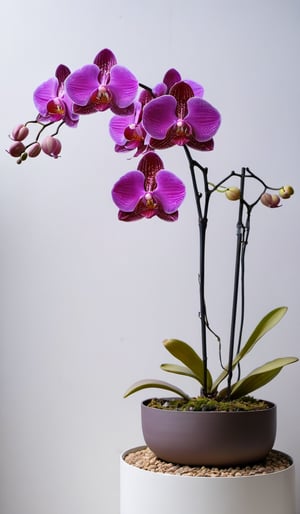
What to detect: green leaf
<box><xmin>212</xmin><ymin>307</ymin><xmax>288</xmax><ymax>392</ymax></box>
<box><xmin>230</xmin><ymin>356</ymin><xmax>298</xmax><ymax>399</ymax></box>
<box><xmin>235</xmin><ymin>307</ymin><xmax>288</xmax><ymax>362</ymax></box>
<box><xmin>160</xmin><ymin>363</ymin><xmax>203</xmax><ymax>384</ymax></box>
<box><xmin>163</xmin><ymin>339</ymin><xmax>213</xmax><ymax>391</ymax></box>
<box><xmin>123</xmin><ymin>379</ymin><xmax>190</xmax><ymax>400</ymax></box>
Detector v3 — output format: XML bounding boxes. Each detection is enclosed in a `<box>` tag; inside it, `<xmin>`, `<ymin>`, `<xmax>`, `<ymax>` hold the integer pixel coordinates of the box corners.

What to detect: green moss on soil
<box><xmin>147</xmin><ymin>396</ymin><xmax>271</xmax><ymax>412</ymax></box>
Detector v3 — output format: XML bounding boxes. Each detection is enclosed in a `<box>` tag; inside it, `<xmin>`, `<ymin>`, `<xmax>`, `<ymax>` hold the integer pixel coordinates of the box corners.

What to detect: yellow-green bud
<box><xmin>279</xmin><ymin>185</ymin><xmax>294</xmax><ymax>199</ymax></box>
<box><xmin>225</xmin><ymin>187</ymin><xmax>240</xmax><ymax>201</ymax></box>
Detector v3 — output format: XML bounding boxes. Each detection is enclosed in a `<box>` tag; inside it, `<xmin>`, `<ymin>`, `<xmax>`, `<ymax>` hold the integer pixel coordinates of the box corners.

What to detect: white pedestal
<box><xmin>120</xmin><ymin>446</ymin><xmax>296</xmax><ymax>514</ymax></box>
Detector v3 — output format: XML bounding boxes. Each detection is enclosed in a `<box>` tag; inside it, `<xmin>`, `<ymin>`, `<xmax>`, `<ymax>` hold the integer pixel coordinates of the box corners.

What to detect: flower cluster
<box><xmin>8</xmin><ymin>47</ymin><xmax>294</xmax><ymax>220</ymax></box>
<box><xmin>7</xmin><ymin>48</ymin><xmax>223</xmax><ymax>221</ymax></box>
<box><xmin>7</xmin><ymin>48</ymin><xmax>297</xmax><ymax>399</ymax></box>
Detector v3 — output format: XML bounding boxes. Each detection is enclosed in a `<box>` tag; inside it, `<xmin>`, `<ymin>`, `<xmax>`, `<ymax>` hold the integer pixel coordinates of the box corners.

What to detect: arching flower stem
<box><xmin>22</xmin><ymin>119</ymin><xmax>65</xmax><ymax>153</ymax></box>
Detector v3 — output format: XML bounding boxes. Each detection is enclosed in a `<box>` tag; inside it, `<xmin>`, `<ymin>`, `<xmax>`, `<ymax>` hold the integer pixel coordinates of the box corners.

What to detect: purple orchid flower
<box><xmin>65</xmin><ymin>48</ymin><xmax>138</xmax><ymax>115</ymax></box>
<box><xmin>112</xmin><ymin>151</ymin><xmax>186</xmax><ymax>221</ymax></box>
<box><xmin>142</xmin><ymin>81</ymin><xmax>221</xmax><ymax>150</ymax></box>
<box><xmin>109</xmin><ymin>90</ymin><xmax>153</xmax><ymax>156</ymax></box>
<box><xmin>33</xmin><ymin>65</ymin><xmax>79</xmax><ymax>127</ymax></box>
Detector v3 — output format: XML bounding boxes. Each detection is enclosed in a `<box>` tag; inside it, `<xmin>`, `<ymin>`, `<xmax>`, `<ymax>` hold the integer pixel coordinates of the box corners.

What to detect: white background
<box><xmin>1</xmin><ymin>1</ymin><xmax>299</xmax><ymax>513</ymax></box>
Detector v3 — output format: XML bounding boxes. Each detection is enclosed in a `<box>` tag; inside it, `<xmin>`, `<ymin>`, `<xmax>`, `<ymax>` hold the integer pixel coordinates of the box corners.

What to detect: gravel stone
<box><xmin>124</xmin><ymin>447</ymin><xmax>292</xmax><ymax>477</ymax></box>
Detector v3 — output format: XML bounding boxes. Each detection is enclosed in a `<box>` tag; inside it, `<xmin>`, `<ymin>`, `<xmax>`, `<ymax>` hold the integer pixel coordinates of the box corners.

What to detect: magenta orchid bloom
<box><xmin>65</xmin><ymin>48</ymin><xmax>138</xmax><ymax>115</ymax></box>
<box><xmin>112</xmin><ymin>151</ymin><xmax>186</xmax><ymax>221</ymax></box>
<box><xmin>33</xmin><ymin>65</ymin><xmax>79</xmax><ymax>127</ymax></box>
<box><xmin>142</xmin><ymin>81</ymin><xmax>221</xmax><ymax>150</ymax></box>
<box><xmin>109</xmin><ymin>90</ymin><xmax>153</xmax><ymax>156</ymax></box>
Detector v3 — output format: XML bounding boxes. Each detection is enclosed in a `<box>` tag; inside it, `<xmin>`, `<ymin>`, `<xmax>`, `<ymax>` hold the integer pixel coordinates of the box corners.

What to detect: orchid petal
<box><xmin>137</xmin><ymin>151</ymin><xmax>164</xmax><ymax>176</ymax></box>
<box><xmin>154</xmin><ymin>171</ymin><xmax>186</xmax><ymax>213</ymax></box>
<box><xmin>115</xmin><ymin>141</ymin><xmax>146</xmax><ymax>154</ymax></box>
<box><xmin>187</xmin><ymin>137</ymin><xmax>214</xmax><ymax>151</ymax></box>
<box><xmin>138</xmin><ymin>89</ymin><xmax>153</xmax><ymax>107</ymax></box>
<box><xmin>169</xmin><ymin>81</ymin><xmax>194</xmax><ymax>105</ymax></box>
<box><xmin>143</xmin><ymin>96</ymin><xmax>177</xmax><ymax>139</ymax></box>
<box><xmin>138</xmin><ymin>201</ymin><xmax>158</xmax><ymax>219</ymax></box>
<box><xmin>133</xmin><ymin>197</ymin><xmax>178</xmax><ymax>221</ymax></box>
<box><xmin>163</xmin><ymin>68</ymin><xmax>182</xmax><ymax>89</ymax></box>
<box><xmin>109</xmin><ymin>65</ymin><xmax>138</xmax><ymax>108</ymax></box>
<box><xmin>184</xmin><ymin>80</ymin><xmax>204</xmax><ymax>97</ymax></box>
<box><xmin>94</xmin><ymin>48</ymin><xmax>117</xmax><ymax>70</ymax></box>
<box><xmin>62</xmin><ymin>94</ymin><xmax>79</xmax><ymax>127</ymax></box>
<box><xmin>55</xmin><ymin>64</ymin><xmax>71</xmax><ymax>84</ymax></box>
<box><xmin>110</xmin><ymin>103</ymin><xmax>135</xmax><ymax>116</ymax></box>
<box><xmin>157</xmin><ymin>210</ymin><xmax>179</xmax><ymax>221</ymax></box>
<box><xmin>152</xmin><ymin>70</ymin><xmax>182</xmax><ymax>97</ymax></box>
<box><xmin>118</xmin><ymin>210</ymin><xmax>143</xmax><ymax>222</ymax></box>
<box><xmin>152</xmin><ymin>82</ymin><xmax>167</xmax><ymax>96</ymax></box>
<box><xmin>109</xmin><ymin>114</ymin><xmax>134</xmax><ymax>144</ymax></box>
<box><xmin>33</xmin><ymin>77</ymin><xmax>58</xmax><ymax>115</ymax></box>
<box><xmin>185</xmin><ymin>97</ymin><xmax>221</xmax><ymax>142</ymax></box>
<box><xmin>112</xmin><ymin>171</ymin><xmax>145</xmax><ymax>211</ymax></box>
<box><xmin>65</xmin><ymin>64</ymin><xmax>100</xmax><ymax>106</ymax></box>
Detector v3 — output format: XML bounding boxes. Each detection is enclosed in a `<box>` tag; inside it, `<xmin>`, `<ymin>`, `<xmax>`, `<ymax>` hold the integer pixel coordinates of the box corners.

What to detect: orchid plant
<box><xmin>7</xmin><ymin>48</ymin><xmax>298</xmax><ymax>401</ymax></box>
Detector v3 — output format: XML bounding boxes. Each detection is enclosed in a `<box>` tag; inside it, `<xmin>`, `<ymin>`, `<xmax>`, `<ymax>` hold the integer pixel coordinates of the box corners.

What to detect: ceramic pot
<box><xmin>141</xmin><ymin>398</ymin><xmax>276</xmax><ymax>466</ymax></box>
<box><xmin>120</xmin><ymin>446</ymin><xmax>296</xmax><ymax>514</ymax></box>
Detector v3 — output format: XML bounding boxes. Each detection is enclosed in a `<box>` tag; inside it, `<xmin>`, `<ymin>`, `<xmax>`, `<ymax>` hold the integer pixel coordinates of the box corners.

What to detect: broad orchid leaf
<box><xmin>160</xmin><ymin>363</ymin><xmax>203</xmax><ymax>384</ymax></box>
<box><xmin>163</xmin><ymin>339</ymin><xmax>213</xmax><ymax>391</ymax></box>
<box><xmin>123</xmin><ymin>379</ymin><xmax>190</xmax><ymax>400</ymax></box>
<box><xmin>229</xmin><ymin>356</ymin><xmax>298</xmax><ymax>399</ymax></box>
<box><xmin>212</xmin><ymin>307</ymin><xmax>288</xmax><ymax>392</ymax></box>
<box><xmin>235</xmin><ymin>307</ymin><xmax>288</xmax><ymax>361</ymax></box>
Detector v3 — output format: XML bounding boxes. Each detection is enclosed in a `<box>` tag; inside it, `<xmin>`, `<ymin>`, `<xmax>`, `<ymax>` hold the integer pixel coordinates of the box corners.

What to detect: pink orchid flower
<box><xmin>33</xmin><ymin>64</ymin><xmax>79</xmax><ymax>127</ymax></box>
<box><xmin>109</xmin><ymin>90</ymin><xmax>153</xmax><ymax>156</ymax></box>
<box><xmin>65</xmin><ymin>48</ymin><xmax>138</xmax><ymax>115</ymax></box>
<box><xmin>112</xmin><ymin>151</ymin><xmax>186</xmax><ymax>221</ymax></box>
<box><xmin>142</xmin><ymin>81</ymin><xmax>221</xmax><ymax>150</ymax></box>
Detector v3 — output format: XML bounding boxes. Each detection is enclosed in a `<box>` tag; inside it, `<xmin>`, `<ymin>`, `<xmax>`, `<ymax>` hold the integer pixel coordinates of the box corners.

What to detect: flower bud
<box><xmin>260</xmin><ymin>193</ymin><xmax>281</xmax><ymax>208</ymax></box>
<box><xmin>28</xmin><ymin>142</ymin><xmax>41</xmax><ymax>158</ymax></box>
<box><xmin>11</xmin><ymin>124</ymin><xmax>29</xmax><ymax>141</ymax></box>
<box><xmin>17</xmin><ymin>152</ymin><xmax>28</xmax><ymax>164</ymax></box>
<box><xmin>279</xmin><ymin>185</ymin><xmax>294</xmax><ymax>199</ymax></box>
<box><xmin>8</xmin><ymin>141</ymin><xmax>26</xmax><ymax>157</ymax></box>
<box><xmin>225</xmin><ymin>187</ymin><xmax>240</xmax><ymax>201</ymax></box>
<box><xmin>41</xmin><ymin>136</ymin><xmax>62</xmax><ymax>158</ymax></box>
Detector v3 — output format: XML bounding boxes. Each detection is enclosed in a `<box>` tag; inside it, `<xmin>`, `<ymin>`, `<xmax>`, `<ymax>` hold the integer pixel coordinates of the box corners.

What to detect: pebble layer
<box><xmin>124</xmin><ymin>447</ymin><xmax>292</xmax><ymax>477</ymax></box>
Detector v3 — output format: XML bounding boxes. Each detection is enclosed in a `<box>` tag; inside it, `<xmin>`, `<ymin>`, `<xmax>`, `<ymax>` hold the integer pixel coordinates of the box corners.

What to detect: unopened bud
<box><xmin>28</xmin><ymin>142</ymin><xmax>41</xmax><ymax>158</ymax></box>
<box><xmin>260</xmin><ymin>193</ymin><xmax>281</xmax><ymax>208</ymax></box>
<box><xmin>8</xmin><ymin>141</ymin><xmax>26</xmax><ymax>157</ymax></box>
<box><xmin>16</xmin><ymin>152</ymin><xmax>28</xmax><ymax>164</ymax></box>
<box><xmin>11</xmin><ymin>124</ymin><xmax>29</xmax><ymax>141</ymax></box>
<box><xmin>41</xmin><ymin>136</ymin><xmax>62</xmax><ymax>158</ymax></box>
<box><xmin>225</xmin><ymin>187</ymin><xmax>240</xmax><ymax>201</ymax></box>
<box><xmin>279</xmin><ymin>185</ymin><xmax>294</xmax><ymax>199</ymax></box>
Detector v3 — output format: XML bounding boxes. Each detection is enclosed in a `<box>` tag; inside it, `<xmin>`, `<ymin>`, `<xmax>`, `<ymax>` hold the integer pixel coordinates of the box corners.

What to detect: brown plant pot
<box><xmin>141</xmin><ymin>398</ymin><xmax>277</xmax><ymax>466</ymax></box>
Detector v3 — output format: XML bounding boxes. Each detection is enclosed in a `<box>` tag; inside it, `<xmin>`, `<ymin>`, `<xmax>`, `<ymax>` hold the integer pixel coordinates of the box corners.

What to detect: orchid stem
<box><xmin>184</xmin><ymin>145</ymin><xmax>209</xmax><ymax>395</ymax></box>
<box><xmin>227</xmin><ymin>167</ymin><xmax>246</xmax><ymax>394</ymax></box>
